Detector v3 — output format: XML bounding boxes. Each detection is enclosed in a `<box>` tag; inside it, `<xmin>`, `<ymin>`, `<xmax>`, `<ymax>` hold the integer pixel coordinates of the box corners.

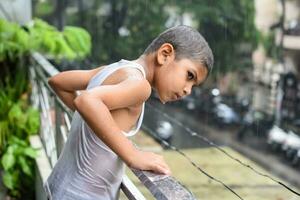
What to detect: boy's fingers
<box><xmin>156</xmin><ymin>159</ymin><xmax>171</xmax><ymax>174</ymax></box>
<box><xmin>160</xmin><ymin>163</ymin><xmax>169</xmax><ymax>171</ymax></box>
<box><xmin>160</xmin><ymin>161</ymin><xmax>171</xmax><ymax>172</ymax></box>
<box><xmin>155</xmin><ymin>164</ymin><xmax>171</xmax><ymax>175</ymax></box>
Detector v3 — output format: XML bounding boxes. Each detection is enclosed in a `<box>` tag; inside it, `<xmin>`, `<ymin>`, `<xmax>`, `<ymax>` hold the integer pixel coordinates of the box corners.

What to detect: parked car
<box><xmin>267</xmin><ymin>126</ymin><xmax>289</xmax><ymax>151</ymax></box>
<box><xmin>209</xmin><ymin>89</ymin><xmax>241</xmax><ymax>126</ymax></box>
<box><xmin>236</xmin><ymin>110</ymin><xmax>273</xmax><ymax>141</ymax></box>
<box><xmin>178</xmin><ymin>87</ymin><xmax>203</xmax><ymax>111</ymax></box>
<box><xmin>213</xmin><ymin>103</ymin><xmax>240</xmax><ymax>125</ymax></box>
<box><xmin>281</xmin><ymin>131</ymin><xmax>300</xmax><ymax>160</ymax></box>
<box><xmin>156</xmin><ymin>120</ymin><xmax>173</xmax><ymax>143</ymax></box>
<box><xmin>292</xmin><ymin>149</ymin><xmax>300</xmax><ymax>166</ymax></box>
<box><xmin>285</xmin><ymin>19</ymin><xmax>300</xmax><ymax>36</ymax></box>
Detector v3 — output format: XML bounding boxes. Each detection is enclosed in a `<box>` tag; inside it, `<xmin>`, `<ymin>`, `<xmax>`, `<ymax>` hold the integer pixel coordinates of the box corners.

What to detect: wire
<box><xmin>146</xmin><ymin>102</ymin><xmax>300</xmax><ymax>197</ymax></box>
<box><xmin>142</xmin><ymin>124</ymin><xmax>244</xmax><ymax>200</ymax></box>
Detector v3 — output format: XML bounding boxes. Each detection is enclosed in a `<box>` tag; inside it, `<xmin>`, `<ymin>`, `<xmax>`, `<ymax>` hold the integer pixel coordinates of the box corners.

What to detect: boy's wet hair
<box><xmin>143</xmin><ymin>25</ymin><xmax>214</xmax><ymax>75</ymax></box>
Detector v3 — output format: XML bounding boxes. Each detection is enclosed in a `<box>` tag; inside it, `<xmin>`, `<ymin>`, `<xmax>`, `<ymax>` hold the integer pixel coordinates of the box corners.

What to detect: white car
<box><xmin>267</xmin><ymin>126</ymin><xmax>288</xmax><ymax>150</ymax></box>
<box><xmin>282</xmin><ymin>131</ymin><xmax>300</xmax><ymax>160</ymax></box>
<box><xmin>156</xmin><ymin>121</ymin><xmax>173</xmax><ymax>141</ymax></box>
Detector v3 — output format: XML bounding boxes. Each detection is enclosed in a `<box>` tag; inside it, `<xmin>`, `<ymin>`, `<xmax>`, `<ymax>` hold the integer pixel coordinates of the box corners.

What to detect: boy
<box><xmin>45</xmin><ymin>25</ymin><xmax>213</xmax><ymax>200</ymax></box>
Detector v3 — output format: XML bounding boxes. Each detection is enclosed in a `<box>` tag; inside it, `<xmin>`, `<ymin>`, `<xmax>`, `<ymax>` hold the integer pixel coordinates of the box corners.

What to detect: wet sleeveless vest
<box><xmin>44</xmin><ymin>59</ymin><xmax>146</xmax><ymax>200</ymax></box>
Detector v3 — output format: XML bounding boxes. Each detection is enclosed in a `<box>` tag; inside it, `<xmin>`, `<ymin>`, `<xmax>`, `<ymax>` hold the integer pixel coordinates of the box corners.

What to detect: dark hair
<box><xmin>143</xmin><ymin>25</ymin><xmax>214</xmax><ymax>75</ymax></box>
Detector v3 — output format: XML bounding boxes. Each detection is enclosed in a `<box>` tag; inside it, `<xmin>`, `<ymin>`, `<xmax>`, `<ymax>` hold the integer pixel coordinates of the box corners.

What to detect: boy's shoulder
<box><xmin>94</xmin><ymin>64</ymin><xmax>152</xmax><ymax>100</ymax></box>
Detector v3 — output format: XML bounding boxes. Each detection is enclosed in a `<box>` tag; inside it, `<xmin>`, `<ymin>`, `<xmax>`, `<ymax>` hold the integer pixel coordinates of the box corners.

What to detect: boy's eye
<box><xmin>187</xmin><ymin>71</ymin><xmax>194</xmax><ymax>80</ymax></box>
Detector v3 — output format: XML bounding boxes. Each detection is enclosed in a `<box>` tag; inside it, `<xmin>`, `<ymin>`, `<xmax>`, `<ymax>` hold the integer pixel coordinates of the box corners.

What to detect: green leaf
<box><xmin>0</xmin><ymin>18</ymin><xmax>91</xmax><ymax>61</ymax></box>
<box><xmin>0</xmin><ymin>121</ymin><xmax>9</xmax><ymax>151</ymax></box>
<box><xmin>6</xmin><ymin>145</ymin><xmax>17</xmax><ymax>154</ymax></box>
<box><xmin>8</xmin><ymin>136</ymin><xmax>27</xmax><ymax>147</ymax></box>
<box><xmin>63</xmin><ymin>26</ymin><xmax>91</xmax><ymax>58</ymax></box>
<box><xmin>18</xmin><ymin>156</ymin><xmax>32</xmax><ymax>176</ymax></box>
<box><xmin>8</xmin><ymin>104</ymin><xmax>27</xmax><ymax>130</ymax></box>
<box><xmin>1</xmin><ymin>152</ymin><xmax>15</xmax><ymax>170</ymax></box>
<box><xmin>2</xmin><ymin>170</ymin><xmax>18</xmax><ymax>190</ymax></box>
<box><xmin>23</xmin><ymin>147</ymin><xmax>38</xmax><ymax>158</ymax></box>
<box><xmin>25</xmin><ymin>107</ymin><xmax>40</xmax><ymax>135</ymax></box>
<box><xmin>14</xmin><ymin>28</ymin><xmax>29</xmax><ymax>52</ymax></box>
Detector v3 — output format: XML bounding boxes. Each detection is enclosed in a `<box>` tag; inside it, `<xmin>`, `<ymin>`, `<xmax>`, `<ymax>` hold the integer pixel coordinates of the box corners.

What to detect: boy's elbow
<box><xmin>48</xmin><ymin>76</ymin><xmax>58</xmax><ymax>89</ymax></box>
<box><xmin>73</xmin><ymin>94</ymin><xmax>85</xmax><ymax>111</ymax></box>
<box><xmin>48</xmin><ymin>77</ymin><xmax>53</xmax><ymax>86</ymax></box>
<box><xmin>74</xmin><ymin>94</ymin><xmax>105</xmax><ymax>113</ymax></box>
<box><xmin>73</xmin><ymin>93</ymin><xmax>93</xmax><ymax>112</ymax></box>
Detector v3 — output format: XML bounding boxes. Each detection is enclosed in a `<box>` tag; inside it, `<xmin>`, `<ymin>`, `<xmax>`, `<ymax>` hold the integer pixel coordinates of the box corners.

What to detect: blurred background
<box><xmin>1</xmin><ymin>0</ymin><xmax>300</xmax><ymax>199</ymax></box>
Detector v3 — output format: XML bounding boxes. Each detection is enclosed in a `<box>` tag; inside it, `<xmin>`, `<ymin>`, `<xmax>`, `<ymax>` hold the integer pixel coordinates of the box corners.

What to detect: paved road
<box><xmin>143</xmin><ymin>98</ymin><xmax>300</xmax><ymax>190</ymax></box>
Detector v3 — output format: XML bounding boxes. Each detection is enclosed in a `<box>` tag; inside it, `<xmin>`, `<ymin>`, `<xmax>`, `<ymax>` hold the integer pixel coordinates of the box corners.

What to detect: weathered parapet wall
<box><xmin>132</xmin><ymin>169</ymin><xmax>195</xmax><ymax>200</ymax></box>
<box><xmin>29</xmin><ymin>52</ymin><xmax>196</xmax><ymax>200</ymax></box>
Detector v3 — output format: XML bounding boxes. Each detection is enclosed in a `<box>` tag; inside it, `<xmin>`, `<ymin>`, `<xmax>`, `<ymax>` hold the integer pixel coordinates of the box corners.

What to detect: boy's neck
<box><xmin>133</xmin><ymin>54</ymin><xmax>156</xmax><ymax>88</ymax></box>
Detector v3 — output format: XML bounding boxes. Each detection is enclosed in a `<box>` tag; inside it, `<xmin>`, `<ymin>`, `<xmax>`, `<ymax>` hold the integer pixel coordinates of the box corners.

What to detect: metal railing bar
<box><xmin>32</xmin><ymin>52</ymin><xmax>59</xmax><ymax>76</ymax></box>
<box><xmin>121</xmin><ymin>175</ymin><xmax>147</xmax><ymax>200</ymax></box>
<box><xmin>64</xmin><ymin>112</ymin><xmax>71</xmax><ymax>131</ymax></box>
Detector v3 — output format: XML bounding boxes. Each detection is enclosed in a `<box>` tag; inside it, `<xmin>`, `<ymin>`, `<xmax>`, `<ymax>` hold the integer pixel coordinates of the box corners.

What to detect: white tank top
<box><xmin>86</xmin><ymin>59</ymin><xmax>146</xmax><ymax>137</ymax></box>
<box><xmin>44</xmin><ymin>59</ymin><xmax>146</xmax><ymax>200</ymax></box>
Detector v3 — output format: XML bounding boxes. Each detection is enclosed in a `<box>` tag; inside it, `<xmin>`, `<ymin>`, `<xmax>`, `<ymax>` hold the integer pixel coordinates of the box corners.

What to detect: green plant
<box><xmin>0</xmin><ymin>19</ymin><xmax>30</xmax><ymax>62</ymax></box>
<box><xmin>0</xmin><ymin>99</ymin><xmax>40</xmax><ymax>198</ymax></box>
<box><xmin>27</xmin><ymin>18</ymin><xmax>91</xmax><ymax>60</ymax></box>
<box><xmin>1</xmin><ymin>136</ymin><xmax>38</xmax><ymax>197</ymax></box>
<box><xmin>0</xmin><ymin>95</ymin><xmax>39</xmax><ymax>198</ymax></box>
<box><xmin>0</xmin><ymin>17</ymin><xmax>91</xmax><ymax>198</ymax></box>
<box><xmin>0</xmin><ymin>18</ymin><xmax>91</xmax><ymax>64</ymax></box>
<box><xmin>0</xmin><ymin>69</ymin><xmax>29</xmax><ymax>152</ymax></box>
<box><xmin>63</xmin><ymin>26</ymin><xmax>91</xmax><ymax>58</ymax></box>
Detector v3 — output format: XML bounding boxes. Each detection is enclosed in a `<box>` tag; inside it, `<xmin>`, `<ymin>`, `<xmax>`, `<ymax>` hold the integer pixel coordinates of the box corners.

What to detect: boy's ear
<box><xmin>156</xmin><ymin>43</ymin><xmax>175</xmax><ymax>66</ymax></box>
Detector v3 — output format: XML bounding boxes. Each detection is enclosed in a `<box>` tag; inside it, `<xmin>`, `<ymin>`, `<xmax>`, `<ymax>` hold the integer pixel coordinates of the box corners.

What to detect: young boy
<box><xmin>45</xmin><ymin>25</ymin><xmax>213</xmax><ymax>200</ymax></box>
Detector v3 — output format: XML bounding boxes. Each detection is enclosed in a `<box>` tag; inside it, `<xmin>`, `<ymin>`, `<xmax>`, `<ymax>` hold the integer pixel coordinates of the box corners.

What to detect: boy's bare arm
<box><xmin>48</xmin><ymin>68</ymin><xmax>102</xmax><ymax>111</ymax></box>
<box><xmin>73</xmin><ymin>78</ymin><xmax>171</xmax><ymax>175</ymax></box>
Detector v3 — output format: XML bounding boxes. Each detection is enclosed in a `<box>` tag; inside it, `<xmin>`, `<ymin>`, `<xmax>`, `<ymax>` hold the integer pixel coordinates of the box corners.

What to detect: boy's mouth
<box><xmin>172</xmin><ymin>92</ymin><xmax>181</xmax><ymax>100</ymax></box>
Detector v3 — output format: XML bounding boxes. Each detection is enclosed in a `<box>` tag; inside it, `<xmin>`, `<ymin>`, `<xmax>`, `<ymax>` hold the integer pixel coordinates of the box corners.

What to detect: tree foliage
<box><xmin>173</xmin><ymin>0</ymin><xmax>258</xmax><ymax>75</ymax></box>
<box><xmin>60</xmin><ymin>0</ymin><xmax>169</xmax><ymax>63</ymax></box>
<box><xmin>35</xmin><ymin>0</ymin><xmax>258</xmax><ymax>75</ymax></box>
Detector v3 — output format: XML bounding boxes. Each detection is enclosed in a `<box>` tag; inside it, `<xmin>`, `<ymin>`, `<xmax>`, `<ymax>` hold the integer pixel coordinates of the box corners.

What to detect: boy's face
<box><xmin>154</xmin><ymin>58</ymin><xmax>208</xmax><ymax>104</ymax></box>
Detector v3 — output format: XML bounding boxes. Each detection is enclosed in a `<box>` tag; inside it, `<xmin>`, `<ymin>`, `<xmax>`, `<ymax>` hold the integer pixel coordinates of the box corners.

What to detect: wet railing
<box><xmin>29</xmin><ymin>52</ymin><xmax>196</xmax><ymax>200</ymax></box>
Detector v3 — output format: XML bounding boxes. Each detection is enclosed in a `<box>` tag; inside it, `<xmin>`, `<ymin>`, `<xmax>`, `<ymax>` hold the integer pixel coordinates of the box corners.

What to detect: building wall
<box><xmin>0</xmin><ymin>0</ymin><xmax>32</xmax><ymax>24</ymax></box>
<box><xmin>253</xmin><ymin>0</ymin><xmax>300</xmax><ymax>119</ymax></box>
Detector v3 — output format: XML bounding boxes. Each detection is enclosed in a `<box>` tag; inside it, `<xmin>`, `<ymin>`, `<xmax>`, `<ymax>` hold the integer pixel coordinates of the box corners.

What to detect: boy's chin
<box><xmin>160</xmin><ymin>94</ymin><xmax>176</xmax><ymax>104</ymax></box>
<box><xmin>159</xmin><ymin>97</ymin><xmax>167</xmax><ymax>104</ymax></box>
<box><xmin>158</xmin><ymin>94</ymin><xmax>167</xmax><ymax>104</ymax></box>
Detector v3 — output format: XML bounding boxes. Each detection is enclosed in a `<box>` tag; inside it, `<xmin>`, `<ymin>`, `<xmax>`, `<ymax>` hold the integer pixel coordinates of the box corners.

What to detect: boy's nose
<box><xmin>183</xmin><ymin>86</ymin><xmax>192</xmax><ymax>96</ymax></box>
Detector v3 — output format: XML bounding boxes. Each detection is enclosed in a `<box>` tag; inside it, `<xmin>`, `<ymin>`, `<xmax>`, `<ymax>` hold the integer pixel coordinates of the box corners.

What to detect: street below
<box><xmin>141</xmin><ymin>98</ymin><xmax>300</xmax><ymax>196</ymax></box>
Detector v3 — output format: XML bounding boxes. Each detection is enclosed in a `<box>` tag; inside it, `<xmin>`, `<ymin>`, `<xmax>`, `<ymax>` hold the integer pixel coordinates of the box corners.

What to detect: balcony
<box><xmin>276</xmin><ymin>31</ymin><xmax>300</xmax><ymax>50</ymax></box>
<box><xmin>27</xmin><ymin>53</ymin><xmax>300</xmax><ymax>200</ymax></box>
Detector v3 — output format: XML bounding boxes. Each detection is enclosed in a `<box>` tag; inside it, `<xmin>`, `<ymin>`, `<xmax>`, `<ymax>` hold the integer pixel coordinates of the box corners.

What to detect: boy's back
<box><xmin>45</xmin><ymin>59</ymin><xmax>148</xmax><ymax>200</ymax></box>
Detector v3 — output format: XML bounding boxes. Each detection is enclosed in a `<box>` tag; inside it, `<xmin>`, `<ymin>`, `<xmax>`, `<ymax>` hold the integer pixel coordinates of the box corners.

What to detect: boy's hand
<box><xmin>127</xmin><ymin>150</ymin><xmax>171</xmax><ymax>175</ymax></box>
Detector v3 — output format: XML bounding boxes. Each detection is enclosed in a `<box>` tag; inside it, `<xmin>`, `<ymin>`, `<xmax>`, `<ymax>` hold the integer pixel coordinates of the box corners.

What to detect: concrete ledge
<box><xmin>29</xmin><ymin>135</ymin><xmax>51</xmax><ymax>184</ymax></box>
<box><xmin>30</xmin><ymin>135</ymin><xmax>51</xmax><ymax>200</ymax></box>
<box><xmin>132</xmin><ymin>169</ymin><xmax>196</xmax><ymax>200</ymax></box>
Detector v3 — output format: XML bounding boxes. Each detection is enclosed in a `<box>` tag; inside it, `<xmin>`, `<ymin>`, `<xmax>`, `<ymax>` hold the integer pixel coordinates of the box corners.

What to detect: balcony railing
<box><xmin>29</xmin><ymin>52</ymin><xmax>196</xmax><ymax>200</ymax></box>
